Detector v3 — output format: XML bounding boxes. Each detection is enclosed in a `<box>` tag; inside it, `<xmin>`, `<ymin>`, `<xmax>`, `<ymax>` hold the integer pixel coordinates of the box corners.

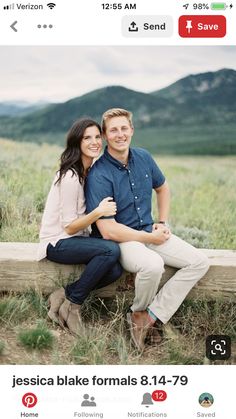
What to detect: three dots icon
<box><xmin>37</xmin><ymin>24</ymin><xmax>53</xmax><ymax>29</ymax></box>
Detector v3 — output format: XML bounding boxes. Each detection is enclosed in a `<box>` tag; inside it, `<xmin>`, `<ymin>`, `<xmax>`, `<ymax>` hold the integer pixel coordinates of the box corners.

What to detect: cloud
<box><xmin>0</xmin><ymin>46</ymin><xmax>235</xmax><ymax>102</ymax></box>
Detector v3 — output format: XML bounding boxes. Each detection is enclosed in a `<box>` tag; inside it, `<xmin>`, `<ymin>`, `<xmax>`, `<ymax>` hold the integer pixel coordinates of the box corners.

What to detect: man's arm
<box><xmin>154</xmin><ymin>180</ymin><xmax>170</xmax><ymax>223</ymax></box>
<box><xmin>96</xmin><ymin>218</ymin><xmax>170</xmax><ymax>245</ymax></box>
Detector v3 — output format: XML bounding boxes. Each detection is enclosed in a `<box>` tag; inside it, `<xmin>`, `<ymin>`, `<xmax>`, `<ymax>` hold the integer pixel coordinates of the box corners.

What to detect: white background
<box><xmin>0</xmin><ymin>0</ymin><xmax>235</xmax><ymax>45</ymax></box>
<box><xmin>1</xmin><ymin>365</ymin><xmax>235</xmax><ymax>418</ymax></box>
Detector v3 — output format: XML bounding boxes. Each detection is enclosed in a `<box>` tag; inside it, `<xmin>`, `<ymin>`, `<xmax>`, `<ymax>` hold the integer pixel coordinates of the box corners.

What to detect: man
<box><xmin>85</xmin><ymin>108</ymin><xmax>209</xmax><ymax>351</ymax></box>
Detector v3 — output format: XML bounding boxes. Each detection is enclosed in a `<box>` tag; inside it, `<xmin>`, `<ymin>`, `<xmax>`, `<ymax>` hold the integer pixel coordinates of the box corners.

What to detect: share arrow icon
<box><xmin>128</xmin><ymin>21</ymin><xmax>138</xmax><ymax>32</ymax></box>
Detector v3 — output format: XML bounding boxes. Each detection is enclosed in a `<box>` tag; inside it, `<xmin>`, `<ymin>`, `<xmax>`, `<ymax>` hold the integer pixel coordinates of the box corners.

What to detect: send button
<box><xmin>122</xmin><ymin>15</ymin><xmax>173</xmax><ymax>37</ymax></box>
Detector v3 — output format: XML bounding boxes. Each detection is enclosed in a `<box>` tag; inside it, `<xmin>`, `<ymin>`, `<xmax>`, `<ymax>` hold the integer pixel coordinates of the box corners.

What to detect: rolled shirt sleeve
<box><xmin>143</xmin><ymin>149</ymin><xmax>165</xmax><ymax>188</ymax></box>
<box><xmin>85</xmin><ymin>171</ymin><xmax>114</xmax><ymax>219</ymax></box>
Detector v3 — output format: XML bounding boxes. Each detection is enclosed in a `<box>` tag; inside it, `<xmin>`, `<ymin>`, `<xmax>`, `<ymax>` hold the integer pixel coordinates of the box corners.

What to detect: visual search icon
<box><xmin>206</xmin><ymin>335</ymin><xmax>231</xmax><ymax>360</ymax></box>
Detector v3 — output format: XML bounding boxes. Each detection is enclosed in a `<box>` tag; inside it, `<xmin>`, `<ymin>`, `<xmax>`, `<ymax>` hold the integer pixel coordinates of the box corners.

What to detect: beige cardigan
<box><xmin>37</xmin><ymin>170</ymin><xmax>89</xmax><ymax>261</ymax></box>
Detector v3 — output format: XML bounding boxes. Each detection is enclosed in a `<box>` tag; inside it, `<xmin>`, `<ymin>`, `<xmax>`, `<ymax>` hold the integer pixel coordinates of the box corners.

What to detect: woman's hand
<box><xmin>97</xmin><ymin>197</ymin><xmax>117</xmax><ymax>217</ymax></box>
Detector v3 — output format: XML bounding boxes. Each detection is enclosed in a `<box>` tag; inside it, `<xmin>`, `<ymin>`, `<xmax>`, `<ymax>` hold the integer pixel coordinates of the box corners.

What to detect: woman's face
<box><xmin>80</xmin><ymin>125</ymin><xmax>102</xmax><ymax>159</ymax></box>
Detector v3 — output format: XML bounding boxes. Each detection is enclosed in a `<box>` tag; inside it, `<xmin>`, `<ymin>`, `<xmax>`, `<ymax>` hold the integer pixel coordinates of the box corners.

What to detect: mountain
<box><xmin>1</xmin><ymin>86</ymin><xmax>172</xmax><ymax>135</ymax></box>
<box><xmin>0</xmin><ymin>101</ymin><xmax>49</xmax><ymax>117</ymax></box>
<box><xmin>151</xmin><ymin>68</ymin><xmax>236</xmax><ymax>123</ymax></box>
<box><xmin>0</xmin><ymin>69</ymin><xmax>235</xmax><ymax>154</ymax></box>
<box><xmin>152</xmin><ymin>68</ymin><xmax>236</xmax><ymax>103</ymax></box>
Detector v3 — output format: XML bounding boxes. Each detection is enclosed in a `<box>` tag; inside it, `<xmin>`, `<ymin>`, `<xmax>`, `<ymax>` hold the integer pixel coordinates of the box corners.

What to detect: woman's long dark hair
<box><xmin>56</xmin><ymin>118</ymin><xmax>102</xmax><ymax>185</ymax></box>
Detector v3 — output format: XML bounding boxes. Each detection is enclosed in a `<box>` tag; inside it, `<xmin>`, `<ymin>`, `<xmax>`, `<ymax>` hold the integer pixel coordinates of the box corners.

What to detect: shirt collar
<box><xmin>103</xmin><ymin>146</ymin><xmax>134</xmax><ymax>169</ymax></box>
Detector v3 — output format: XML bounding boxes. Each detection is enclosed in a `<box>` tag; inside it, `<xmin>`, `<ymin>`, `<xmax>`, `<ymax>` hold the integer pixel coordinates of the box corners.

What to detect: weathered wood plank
<box><xmin>0</xmin><ymin>243</ymin><xmax>236</xmax><ymax>300</ymax></box>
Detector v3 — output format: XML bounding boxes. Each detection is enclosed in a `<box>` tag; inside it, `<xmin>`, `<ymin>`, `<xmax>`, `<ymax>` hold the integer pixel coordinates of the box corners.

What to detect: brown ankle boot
<box><xmin>146</xmin><ymin>325</ymin><xmax>163</xmax><ymax>345</ymax></box>
<box><xmin>58</xmin><ymin>299</ymin><xmax>83</xmax><ymax>336</ymax></box>
<box><xmin>47</xmin><ymin>287</ymin><xmax>65</xmax><ymax>323</ymax></box>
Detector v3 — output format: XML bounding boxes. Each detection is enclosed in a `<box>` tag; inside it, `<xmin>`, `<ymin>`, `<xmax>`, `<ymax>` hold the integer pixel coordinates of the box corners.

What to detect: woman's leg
<box><xmin>47</xmin><ymin>236</ymin><xmax>122</xmax><ymax>304</ymax></box>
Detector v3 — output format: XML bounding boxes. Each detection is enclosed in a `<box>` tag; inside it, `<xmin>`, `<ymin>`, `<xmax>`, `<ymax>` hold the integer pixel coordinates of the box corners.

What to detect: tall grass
<box><xmin>0</xmin><ymin>138</ymin><xmax>60</xmax><ymax>241</ymax></box>
<box><xmin>0</xmin><ymin>291</ymin><xmax>235</xmax><ymax>365</ymax></box>
<box><xmin>2</xmin><ymin>138</ymin><xmax>235</xmax><ymax>248</ymax></box>
<box><xmin>1</xmin><ymin>138</ymin><xmax>235</xmax><ymax>364</ymax></box>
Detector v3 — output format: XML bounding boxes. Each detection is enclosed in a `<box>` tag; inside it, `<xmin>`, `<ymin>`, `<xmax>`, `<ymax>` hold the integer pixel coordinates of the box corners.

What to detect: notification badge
<box><xmin>22</xmin><ymin>393</ymin><xmax>38</xmax><ymax>408</ymax></box>
<box><xmin>152</xmin><ymin>390</ymin><xmax>167</xmax><ymax>402</ymax></box>
<box><xmin>179</xmin><ymin>15</ymin><xmax>226</xmax><ymax>37</ymax></box>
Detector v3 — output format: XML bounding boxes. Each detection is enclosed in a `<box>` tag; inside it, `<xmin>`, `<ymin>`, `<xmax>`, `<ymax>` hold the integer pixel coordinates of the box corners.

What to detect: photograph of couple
<box><xmin>0</xmin><ymin>46</ymin><xmax>235</xmax><ymax>365</ymax></box>
<box><xmin>39</xmin><ymin>108</ymin><xmax>209</xmax><ymax>352</ymax></box>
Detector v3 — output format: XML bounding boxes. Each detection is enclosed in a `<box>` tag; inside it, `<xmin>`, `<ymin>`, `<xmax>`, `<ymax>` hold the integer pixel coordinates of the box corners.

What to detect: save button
<box><xmin>179</xmin><ymin>15</ymin><xmax>226</xmax><ymax>38</ymax></box>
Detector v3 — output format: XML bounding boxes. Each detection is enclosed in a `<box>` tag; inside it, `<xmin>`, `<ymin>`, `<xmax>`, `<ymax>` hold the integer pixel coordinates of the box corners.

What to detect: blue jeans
<box><xmin>47</xmin><ymin>236</ymin><xmax>123</xmax><ymax>305</ymax></box>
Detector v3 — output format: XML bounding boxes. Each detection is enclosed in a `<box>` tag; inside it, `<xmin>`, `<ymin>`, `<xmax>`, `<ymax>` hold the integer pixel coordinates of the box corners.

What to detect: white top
<box><xmin>37</xmin><ymin>170</ymin><xmax>89</xmax><ymax>261</ymax></box>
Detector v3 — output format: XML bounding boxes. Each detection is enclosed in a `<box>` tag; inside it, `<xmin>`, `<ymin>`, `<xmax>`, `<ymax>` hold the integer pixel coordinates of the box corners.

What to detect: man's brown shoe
<box><xmin>47</xmin><ymin>287</ymin><xmax>65</xmax><ymax>323</ymax></box>
<box><xmin>145</xmin><ymin>325</ymin><xmax>163</xmax><ymax>345</ymax></box>
<box><xmin>126</xmin><ymin>311</ymin><xmax>154</xmax><ymax>352</ymax></box>
<box><xmin>58</xmin><ymin>299</ymin><xmax>83</xmax><ymax>336</ymax></box>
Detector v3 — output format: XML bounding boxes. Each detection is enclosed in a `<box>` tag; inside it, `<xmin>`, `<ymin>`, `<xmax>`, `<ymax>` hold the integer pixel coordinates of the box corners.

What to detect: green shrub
<box><xmin>172</xmin><ymin>225</ymin><xmax>212</xmax><ymax>248</ymax></box>
<box><xmin>17</xmin><ymin>322</ymin><xmax>54</xmax><ymax>350</ymax></box>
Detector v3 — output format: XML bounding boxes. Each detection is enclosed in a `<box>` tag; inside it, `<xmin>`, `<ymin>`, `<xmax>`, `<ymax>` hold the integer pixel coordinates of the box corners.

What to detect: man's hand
<box><xmin>152</xmin><ymin>223</ymin><xmax>171</xmax><ymax>234</ymax></box>
<box><xmin>150</xmin><ymin>227</ymin><xmax>171</xmax><ymax>245</ymax></box>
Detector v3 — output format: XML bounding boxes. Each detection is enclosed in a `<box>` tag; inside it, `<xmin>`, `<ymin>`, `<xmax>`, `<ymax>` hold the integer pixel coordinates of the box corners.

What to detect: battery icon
<box><xmin>210</xmin><ymin>2</ymin><xmax>227</xmax><ymax>10</ymax></box>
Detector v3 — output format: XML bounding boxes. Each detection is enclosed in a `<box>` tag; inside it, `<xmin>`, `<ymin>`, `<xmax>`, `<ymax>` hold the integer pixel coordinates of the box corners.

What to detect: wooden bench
<box><xmin>0</xmin><ymin>242</ymin><xmax>236</xmax><ymax>301</ymax></box>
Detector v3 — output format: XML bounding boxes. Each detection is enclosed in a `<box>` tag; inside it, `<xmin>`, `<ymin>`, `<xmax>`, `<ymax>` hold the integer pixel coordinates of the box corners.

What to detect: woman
<box><xmin>37</xmin><ymin>118</ymin><xmax>123</xmax><ymax>335</ymax></box>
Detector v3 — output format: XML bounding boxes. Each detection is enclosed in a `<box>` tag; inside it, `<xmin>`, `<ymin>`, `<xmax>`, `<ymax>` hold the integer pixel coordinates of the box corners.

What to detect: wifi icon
<box><xmin>47</xmin><ymin>2</ymin><xmax>56</xmax><ymax>9</ymax></box>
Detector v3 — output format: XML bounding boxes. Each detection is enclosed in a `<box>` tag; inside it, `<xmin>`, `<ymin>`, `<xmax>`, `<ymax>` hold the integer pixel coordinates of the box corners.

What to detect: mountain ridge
<box><xmin>0</xmin><ymin>68</ymin><xmax>235</xmax><ymax>154</ymax></box>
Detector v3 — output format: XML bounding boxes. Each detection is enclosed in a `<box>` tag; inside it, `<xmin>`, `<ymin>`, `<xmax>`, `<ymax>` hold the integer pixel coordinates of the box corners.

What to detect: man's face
<box><xmin>104</xmin><ymin>116</ymin><xmax>134</xmax><ymax>154</ymax></box>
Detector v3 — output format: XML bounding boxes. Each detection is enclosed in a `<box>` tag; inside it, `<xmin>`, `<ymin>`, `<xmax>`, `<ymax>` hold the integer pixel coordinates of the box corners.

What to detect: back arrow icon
<box><xmin>10</xmin><ymin>21</ymin><xmax>18</xmax><ymax>32</ymax></box>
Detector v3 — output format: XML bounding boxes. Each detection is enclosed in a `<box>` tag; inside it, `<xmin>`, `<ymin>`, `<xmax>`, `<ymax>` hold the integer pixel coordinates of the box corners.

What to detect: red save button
<box><xmin>179</xmin><ymin>15</ymin><xmax>226</xmax><ymax>38</ymax></box>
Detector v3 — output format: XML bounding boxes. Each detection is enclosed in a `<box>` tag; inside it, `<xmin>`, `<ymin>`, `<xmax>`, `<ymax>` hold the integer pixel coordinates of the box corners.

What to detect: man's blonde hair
<box><xmin>102</xmin><ymin>108</ymin><xmax>133</xmax><ymax>133</ymax></box>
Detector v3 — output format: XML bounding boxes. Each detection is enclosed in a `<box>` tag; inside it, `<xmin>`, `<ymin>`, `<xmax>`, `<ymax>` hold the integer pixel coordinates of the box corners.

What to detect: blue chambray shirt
<box><xmin>85</xmin><ymin>146</ymin><xmax>165</xmax><ymax>237</ymax></box>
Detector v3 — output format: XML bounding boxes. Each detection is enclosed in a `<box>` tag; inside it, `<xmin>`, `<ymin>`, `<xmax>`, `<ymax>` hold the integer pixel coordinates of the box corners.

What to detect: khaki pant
<box><xmin>119</xmin><ymin>234</ymin><xmax>209</xmax><ymax>324</ymax></box>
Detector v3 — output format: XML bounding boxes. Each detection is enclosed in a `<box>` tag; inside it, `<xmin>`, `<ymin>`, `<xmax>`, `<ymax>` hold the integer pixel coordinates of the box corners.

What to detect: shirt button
<box><xmin>140</xmin><ymin>219</ymin><xmax>143</xmax><ymax>223</ymax></box>
<box><xmin>135</xmin><ymin>196</ymin><xmax>138</xmax><ymax>199</ymax></box>
<box><xmin>145</xmin><ymin>174</ymin><xmax>148</xmax><ymax>178</ymax></box>
<box><xmin>137</xmin><ymin>207</ymin><xmax>140</xmax><ymax>210</ymax></box>
<box><xmin>128</xmin><ymin>170</ymin><xmax>131</xmax><ymax>173</ymax></box>
<box><xmin>131</xmin><ymin>183</ymin><xmax>134</xmax><ymax>186</ymax></box>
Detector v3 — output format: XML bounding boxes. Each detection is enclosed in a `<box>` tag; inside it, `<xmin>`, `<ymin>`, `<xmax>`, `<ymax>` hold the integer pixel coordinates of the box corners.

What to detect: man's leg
<box><xmin>119</xmin><ymin>241</ymin><xmax>165</xmax><ymax>351</ymax></box>
<box><xmin>147</xmin><ymin>234</ymin><xmax>209</xmax><ymax>324</ymax></box>
<box><xmin>119</xmin><ymin>241</ymin><xmax>165</xmax><ymax>311</ymax></box>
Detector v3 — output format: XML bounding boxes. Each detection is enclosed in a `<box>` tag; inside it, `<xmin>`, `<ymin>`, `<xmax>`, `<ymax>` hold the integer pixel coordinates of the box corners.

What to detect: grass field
<box><xmin>135</xmin><ymin>124</ymin><xmax>236</xmax><ymax>155</ymax></box>
<box><xmin>0</xmin><ymin>138</ymin><xmax>236</xmax><ymax>248</ymax></box>
<box><xmin>0</xmin><ymin>291</ymin><xmax>235</xmax><ymax>365</ymax></box>
<box><xmin>0</xmin><ymin>138</ymin><xmax>236</xmax><ymax>365</ymax></box>
<box><xmin>1</xmin><ymin>123</ymin><xmax>236</xmax><ymax>156</ymax></box>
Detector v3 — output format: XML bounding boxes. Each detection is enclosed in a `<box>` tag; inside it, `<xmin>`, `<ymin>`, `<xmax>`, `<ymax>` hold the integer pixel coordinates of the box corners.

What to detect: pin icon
<box><xmin>22</xmin><ymin>393</ymin><xmax>38</xmax><ymax>408</ymax></box>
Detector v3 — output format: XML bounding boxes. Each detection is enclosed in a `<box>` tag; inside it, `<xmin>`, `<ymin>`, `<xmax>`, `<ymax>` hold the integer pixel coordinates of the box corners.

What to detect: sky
<box><xmin>0</xmin><ymin>46</ymin><xmax>236</xmax><ymax>103</ymax></box>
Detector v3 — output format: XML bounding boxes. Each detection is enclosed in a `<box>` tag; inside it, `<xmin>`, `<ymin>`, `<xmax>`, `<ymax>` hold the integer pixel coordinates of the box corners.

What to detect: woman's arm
<box><xmin>65</xmin><ymin>197</ymin><xmax>116</xmax><ymax>235</ymax></box>
<box><xmin>59</xmin><ymin>171</ymin><xmax>117</xmax><ymax>236</ymax></box>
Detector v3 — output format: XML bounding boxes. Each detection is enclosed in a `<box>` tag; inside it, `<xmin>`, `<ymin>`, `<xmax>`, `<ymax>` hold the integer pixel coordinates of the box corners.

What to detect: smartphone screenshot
<box><xmin>0</xmin><ymin>1</ymin><xmax>235</xmax><ymax>418</ymax></box>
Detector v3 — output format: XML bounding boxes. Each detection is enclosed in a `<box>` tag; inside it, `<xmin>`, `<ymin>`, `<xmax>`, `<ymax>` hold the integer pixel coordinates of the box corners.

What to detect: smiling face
<box><xmin>80</xmin><ymin>125</ymin><xmax>102</xmax><ymax>160</ymax></box>
<box><xmin>103</xmin><ymin>116</ymin><xmax>134</xmax><ymax>160</ymax></box>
